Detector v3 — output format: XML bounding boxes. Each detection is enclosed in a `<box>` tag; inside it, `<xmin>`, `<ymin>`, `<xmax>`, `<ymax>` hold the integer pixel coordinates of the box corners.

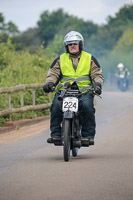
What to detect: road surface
<box><xmin>0</xmin><ymin>91</ymin><xmax>133</xmax><ymax>200</ymax></box>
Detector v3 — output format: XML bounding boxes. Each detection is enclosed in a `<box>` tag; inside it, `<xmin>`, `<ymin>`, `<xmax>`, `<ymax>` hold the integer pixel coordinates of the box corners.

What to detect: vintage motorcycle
<box><xmin>118</xmin><ymin>74</ymin><xmax>128</xmax><ymax>92</ymax></box>
<box><xmin>50</xmin><ymin>82</ymin><xmax>101</xmax><ymax>162</ymax></box>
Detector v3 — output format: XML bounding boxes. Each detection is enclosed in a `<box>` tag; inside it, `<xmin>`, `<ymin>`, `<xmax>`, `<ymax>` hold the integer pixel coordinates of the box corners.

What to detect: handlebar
<box><xmin>58</xmin><ymin>89</ymin><xmax>67</xmax><ymax>101</ymax></box>
<box><xmin>87</xmin><ymin>87</ymin><xmax>102</xmax><ymax>99</ymax></box>
<box><xmin>57</xmin><ymin>83</ymin><xmax>102</xmax><ymax>101</ymax></box>
<box><xmin>58</xmin><ymin>82</ymin><xmax>71</xmax><ymax>101</ymax></box>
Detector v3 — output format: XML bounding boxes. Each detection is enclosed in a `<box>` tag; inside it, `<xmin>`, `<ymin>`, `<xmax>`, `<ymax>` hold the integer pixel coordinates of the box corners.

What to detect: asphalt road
<box><xmin>0</xmin><ymin>91</ymin><xmax>133</xmax><ymax>200</ymax></box>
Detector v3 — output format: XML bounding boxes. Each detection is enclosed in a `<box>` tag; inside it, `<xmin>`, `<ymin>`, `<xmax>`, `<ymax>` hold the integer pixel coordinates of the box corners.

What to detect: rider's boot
<box><xmin>47</xmin><ymin>135</ymin><xmax>61</xmax><ymax>144</ymax></box>
<box><xmin>47</xmin><ymin>138</ymin><xmax>54</xmax><ymax>143</ymax></box>
<box><xmin>81</xmin><ymin>135</ymin><xmax>95</xmax><ymax>146</ymax></box>
<box><xmin>89</xmin><ymin>136</ymin><xmax>95</xmax><ymax>145</ymax></box>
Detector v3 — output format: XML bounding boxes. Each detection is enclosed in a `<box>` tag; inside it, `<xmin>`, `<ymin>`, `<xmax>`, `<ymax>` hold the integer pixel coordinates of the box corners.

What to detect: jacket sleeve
<box><xmin>90</xmin><ymin>56</ymin><xmax>104</xmax><ymax>87</ymax></box>
<box><xmin>45</xmin><ymin>57</ymin><xmax>62</xmax><ymax>85</ymax></box>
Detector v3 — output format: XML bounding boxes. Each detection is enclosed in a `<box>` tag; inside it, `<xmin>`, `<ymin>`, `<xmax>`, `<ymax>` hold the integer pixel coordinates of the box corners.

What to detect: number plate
<box><xmin>63</xmin><ymin>97</ymin><xmax>78</xmax><ymax>112</ymax></box>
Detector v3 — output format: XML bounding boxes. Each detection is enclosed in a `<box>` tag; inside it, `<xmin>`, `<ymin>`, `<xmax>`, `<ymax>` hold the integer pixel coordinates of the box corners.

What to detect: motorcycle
<box><xmin>118</xmin><ymin>74</ymin><xmax>128</xmax><ymax>92</ymax></box>
<box><xmin>50</xmin><ymin>82</ymin><xmax>101</xmax><ymax>162</ymax></box>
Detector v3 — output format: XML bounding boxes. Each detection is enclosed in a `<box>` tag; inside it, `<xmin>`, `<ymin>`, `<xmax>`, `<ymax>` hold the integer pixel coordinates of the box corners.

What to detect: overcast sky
<box><xmin>0</xmin><ymin>0</ymin><xmax>133</xmax><ymax>31</ymax></box>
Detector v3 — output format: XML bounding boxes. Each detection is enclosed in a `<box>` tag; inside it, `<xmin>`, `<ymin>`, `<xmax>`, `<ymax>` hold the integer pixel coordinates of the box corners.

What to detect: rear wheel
<box><xmin>63</xmin><ymin>119</ymin><xmax>71</xmax><ymax>162</ymax></box>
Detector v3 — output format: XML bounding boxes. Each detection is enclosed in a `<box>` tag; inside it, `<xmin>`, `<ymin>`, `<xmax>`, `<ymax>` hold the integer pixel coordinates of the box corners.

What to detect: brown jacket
<box><xmin>45</xmin><ymin>52</ymin><xmax>104</xmax><ymax>87</ymax></box>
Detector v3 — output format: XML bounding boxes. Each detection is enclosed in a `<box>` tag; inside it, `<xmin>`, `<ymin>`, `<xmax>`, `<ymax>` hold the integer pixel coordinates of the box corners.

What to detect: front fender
<box><xmin>64</xmin><ymin>110</ymin><xmax>73</xmax><ymax>119</ymax></box>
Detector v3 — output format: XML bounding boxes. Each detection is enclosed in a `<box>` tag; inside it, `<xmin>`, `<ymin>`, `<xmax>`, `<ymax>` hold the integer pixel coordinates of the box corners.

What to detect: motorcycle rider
<box><xmin>43</xmin><ymin>31</ymin><xmax>104</xmax><ymax>144</ymax></box>
<box><xmin>117</xmin><ymin>63</ymin><xmax>130</xmax><ymax>89</ymax></box>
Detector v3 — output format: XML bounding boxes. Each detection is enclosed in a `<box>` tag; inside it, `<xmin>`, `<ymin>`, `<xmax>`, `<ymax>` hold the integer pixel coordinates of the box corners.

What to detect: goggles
<box><xmin>65</xmin><ymin>40</ymin><xmax>80</xmax><ymax>46</ymax></box>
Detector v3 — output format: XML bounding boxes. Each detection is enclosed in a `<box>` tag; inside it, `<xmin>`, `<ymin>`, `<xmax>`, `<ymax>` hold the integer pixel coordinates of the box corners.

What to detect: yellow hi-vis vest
<box><xmin>56</xmin><ymin>51</ymin><xmax>92</xmax><ymax>92</ymax></box>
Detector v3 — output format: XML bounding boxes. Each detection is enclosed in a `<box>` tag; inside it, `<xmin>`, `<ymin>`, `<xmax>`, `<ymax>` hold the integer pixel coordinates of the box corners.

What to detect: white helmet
<box><xmin>64</xmin><ymin>31</ymin><xmax>84</xmax><ymax>52</ymax></box>
<box><xmin>117</xmin><ymin>63</ymin><xmax>124</xmax><ymax>70</ymax></box>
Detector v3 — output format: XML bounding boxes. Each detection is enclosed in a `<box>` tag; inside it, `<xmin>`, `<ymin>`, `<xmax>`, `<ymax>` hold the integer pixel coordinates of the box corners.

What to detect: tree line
<box><xmin>0</xmin><ymin>4</ymin><xmax>133</xmax><ymax>78</ymax></box>
<box><xmin>0</xmin><ymin>3</ymin><xmax>133</xmax><ymax>124</ymax></box>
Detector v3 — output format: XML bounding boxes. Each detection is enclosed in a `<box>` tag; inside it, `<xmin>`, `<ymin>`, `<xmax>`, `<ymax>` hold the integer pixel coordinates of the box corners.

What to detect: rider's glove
<box><xmin>43</xmin><ymin>82</ymin><xmax>55</xmax><ymax>93</ymax></box>
<box><xmin>93</xmin><ymin>82</ymin><xmax>102</xmax><ymax>95</ymax></box>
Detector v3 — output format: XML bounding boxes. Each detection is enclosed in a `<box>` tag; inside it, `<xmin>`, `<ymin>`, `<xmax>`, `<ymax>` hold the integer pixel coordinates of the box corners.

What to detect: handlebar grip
<box><xmin>58</xmin><ymin>90</ymin><xmax>66</xmax><ymax>101</ymax></box>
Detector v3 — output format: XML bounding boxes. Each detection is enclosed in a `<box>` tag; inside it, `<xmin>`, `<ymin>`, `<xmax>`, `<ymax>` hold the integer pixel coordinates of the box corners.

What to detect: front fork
<box><xmin>72</xmin><ymin>112</ymin><xmax>81</xmax><ymax>139</ymax></box>
<box><xmin>63</xmin><ymin>111</ymin><xmax>81</xmax><ymax>149</ymax></box>
<box><xmin>63</xmin><ymin>110</ymin><xmax>80</xmax><ymax>138</ymax></box>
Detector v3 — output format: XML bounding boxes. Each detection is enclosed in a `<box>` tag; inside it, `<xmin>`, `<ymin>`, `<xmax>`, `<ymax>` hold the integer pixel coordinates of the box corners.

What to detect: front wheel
<box><xmin>63</xmin><ymin>119</ymin><xmax>71</xmax><ymax>162</ymax></box>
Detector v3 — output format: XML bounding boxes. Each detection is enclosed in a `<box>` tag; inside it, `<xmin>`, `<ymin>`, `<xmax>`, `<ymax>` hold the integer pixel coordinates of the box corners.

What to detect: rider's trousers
<box><xmin>50</xmin><ymin>92</ymin><xmax>96</xmax><ymax>138</ymax></box>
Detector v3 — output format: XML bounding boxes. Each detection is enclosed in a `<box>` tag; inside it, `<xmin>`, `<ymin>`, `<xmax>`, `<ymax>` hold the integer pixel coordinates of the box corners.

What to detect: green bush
<box><xmin>0</xmin><ymin>40</ymin><xmax>55</xmax><ymax>125</ymax></box>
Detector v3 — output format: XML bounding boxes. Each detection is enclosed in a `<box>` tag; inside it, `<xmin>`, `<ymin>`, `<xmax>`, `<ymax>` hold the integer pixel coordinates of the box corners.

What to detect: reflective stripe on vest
<box><xmin>56</xmin><ymin>51</ymin><xmax>92</xmax><ymax>92</ymax></box>
<box><xmin>61</xmin><ymin>77</ymin><xmax>91</xmax><ymax>82</ymax></box>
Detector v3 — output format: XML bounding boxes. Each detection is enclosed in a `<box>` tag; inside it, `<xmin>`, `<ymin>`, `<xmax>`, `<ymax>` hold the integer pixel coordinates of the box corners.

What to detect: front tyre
<box><xmin>63</xmin><ymin>119</ymin><xmax>71</xmax><ymax>162</ymax></box>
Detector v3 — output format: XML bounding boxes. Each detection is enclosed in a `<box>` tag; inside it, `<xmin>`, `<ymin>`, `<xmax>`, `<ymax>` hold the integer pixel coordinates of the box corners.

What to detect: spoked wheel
<box><xmin>72</xmin><ymin>148</ymin><xmax>78</xmax><ymax>157</ymax></box>
<box><xmin>63</xmin><ymin>119</ymin><xmax>71</xmax><ymax>162</ymax></box>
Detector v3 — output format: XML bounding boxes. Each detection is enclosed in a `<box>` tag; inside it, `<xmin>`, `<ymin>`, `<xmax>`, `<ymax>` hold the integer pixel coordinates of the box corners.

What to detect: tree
<box><xmin>106</xmin><ymin>4</ymin><xmax>133</xmax><ymax>27</ymax></box>
<box><xmin>0</xmin><ymin>13</ymin><xmax>5</xmax><ymax>32</ymax></box>
<box><xmin>0</xmin><ymin>12</ymin><xmax>19</xmax><ymax>43</ymax></box>
<box><xmin>86</xmin><ymin>26</ymin><xmax>123</xmax><ymax>57</ymax></box>
<box><xmin>13</xmin><ymin>28</ymin><xmax>41</xmax><ymax>52</ymax></box>
<box><xmin>37</xmin><ymin>8</ymin><xmax>98</xmax><ymax>47</ymax></box>
<box><xmin>37</xmin><ymin>9</ymin><xmax>69</xmax><ymax>46</ymax></box>
<box><xmin>46</xmin><ymin>34</ymin><xmax>64</xmax><ymax>57</ymax></box>
<box><xmin>113</xmin><ymin>28</ymin><xmax>133</xmax><ymax>53</ymax></box>
<box><xmin>6</xmin><ymin>21</ymin><xmax>19</xmax><ymax>36</ymax></box>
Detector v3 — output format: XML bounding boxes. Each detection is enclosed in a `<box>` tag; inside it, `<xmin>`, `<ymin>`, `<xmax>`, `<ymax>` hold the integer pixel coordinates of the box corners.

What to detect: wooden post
<box><xmin>7</xmin><ymin>92</ymin><xmax>11</xmax><ymax>121</ymax></box>
<box><xmin>20</xmin><ymin>91</ymin><xmax>24</xmax><ymax>119</ymax></box>
<box><xmin>32</xmin><ymin>88</ymin><xmax>35</xmax><ymax>106</ymax></box>
<box><xmin>47</xmin><ymin>93</ymin><xmax>51</xmax><ymax>103</ymax></box>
